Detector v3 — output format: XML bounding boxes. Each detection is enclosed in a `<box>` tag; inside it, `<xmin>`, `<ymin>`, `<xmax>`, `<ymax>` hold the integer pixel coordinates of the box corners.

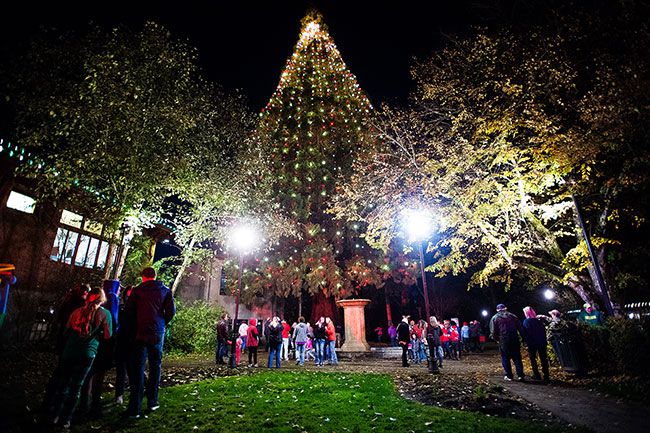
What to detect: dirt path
<box><xmin>493</xmin><ymin>376</ymin><xmax>650</xmax><ymax>433</ymax></box>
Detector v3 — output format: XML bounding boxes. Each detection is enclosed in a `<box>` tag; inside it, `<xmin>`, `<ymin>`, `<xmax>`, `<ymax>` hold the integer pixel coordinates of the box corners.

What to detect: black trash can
<box><xmin>550</xmin><ymin>327</ymin><xmax>587</xmax><ymax>375</ymax></box>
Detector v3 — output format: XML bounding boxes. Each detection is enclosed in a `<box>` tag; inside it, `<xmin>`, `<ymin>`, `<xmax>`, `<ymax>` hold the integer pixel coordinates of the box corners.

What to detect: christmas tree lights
<box><xmin>228</xmin><ymin>11</ymin><xmax>389</xmax><ymax>314</ymax></box>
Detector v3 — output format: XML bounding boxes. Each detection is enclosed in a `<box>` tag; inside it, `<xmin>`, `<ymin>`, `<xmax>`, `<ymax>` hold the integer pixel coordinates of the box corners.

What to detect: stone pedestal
<box><xmin>336</xmin><ymin>298</ymin><xmax>371</xmax><ymax>352</ymax></box>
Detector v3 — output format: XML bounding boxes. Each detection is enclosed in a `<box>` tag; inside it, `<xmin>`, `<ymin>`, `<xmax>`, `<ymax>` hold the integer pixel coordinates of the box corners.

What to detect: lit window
<box><xmin>85</xmin><ymin>237</ymin><xmax>100</xmax><ymax>268</ymax></box>
<box><xmin>6</xmin><ymin>191</ymin><xmax>35</xmax><ymax>214</ymax></box>
<box><xmin>220</xmin><ymin>270</ymin><xmax>228</xmax><ymax>295</ymax></box>
<box><xmin>50</xmin><ymin>228</ymin><xmax>69</xmax><ymax>261</ymax></box>
<box><xmin>96</xmin><ymin>242</ymin><xmax>110</xmax><ymax>269</ymax></box>
<box><xmin>75</xmin><ymin>235</ymin><xmax>91</xmax><ymax>266</ymax></box>
<box><xmin>60</xmin><ymin>210</ymin><xmax>83</xmax><ymax>228</ymax></box>
<box><xmin>62</xmin><ymin>231</ymin><xmax>79</xmax><ymax>264</ymax></box>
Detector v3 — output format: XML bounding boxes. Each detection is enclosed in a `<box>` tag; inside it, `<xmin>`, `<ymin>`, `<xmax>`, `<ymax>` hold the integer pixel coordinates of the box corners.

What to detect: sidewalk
<box><xmin>493</xmin><ymin>376</ymin><xmax>650</xmax><ymax>433</ymax></box>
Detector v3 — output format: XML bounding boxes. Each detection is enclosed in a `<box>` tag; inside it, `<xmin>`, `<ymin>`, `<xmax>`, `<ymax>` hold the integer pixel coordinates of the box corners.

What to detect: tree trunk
<box><xmin>171</xmin><ymin>235</ymin><xmax>198</xmax><ymax>295</ymax></box>
<box><xmin>567</xmin><ymin>278</ymin><xmax>591</xmax><ymax>303</ymax></box>
<box><xmin>384</xmin><ymin>285</ymin><xmax>393</xmax><ymax>324</ymax></box>
<box><xmin>114</xmin><ymin>226</ymin><xmax>135</xmax><ymax>281</ymax></box>
<box><xmin>298</xmin><ymin>290</ymin><xmax>303</xmax><ymax>318</ymax></box>
<box><xmin>103</xmin><ymin>235</ymin><xmax>117</xmax><ymax>280</ymax></box>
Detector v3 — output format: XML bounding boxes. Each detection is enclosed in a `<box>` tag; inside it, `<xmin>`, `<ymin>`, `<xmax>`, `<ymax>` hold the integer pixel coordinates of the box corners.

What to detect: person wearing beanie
<box><xmin>522</xmin><ymin>306</ymin><xmax>550</xmax><ymax>383</ymax></box>
<box><xmin>490</xmin><ymin>304</ymin><xmax>525</xmax><ymax>381</ymax></box>
<box><xmin>578</xmin><ymin>302</ymin><xmax>605</xmax><ymax>326</ymax></box>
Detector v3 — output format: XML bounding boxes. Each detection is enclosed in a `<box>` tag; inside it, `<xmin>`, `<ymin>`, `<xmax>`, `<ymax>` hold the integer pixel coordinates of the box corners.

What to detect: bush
<box><xmin>165</xmin><ymin>300</ymin><xmax>225</xmax><ymax>355</ymax></box>
<box><xmin>577</xmin><ymin>321</ymin><xmax>611</xmax><ymax>374</ymax></box>
<box><xmin>576</xmin><ymin>317</ymin><xmax>650</xmax><ymax>377</ymax></box>
<box><xmin>608</xmin><ymin>317</ymin><xmax>650</xmax><ymax>375</ymax></box>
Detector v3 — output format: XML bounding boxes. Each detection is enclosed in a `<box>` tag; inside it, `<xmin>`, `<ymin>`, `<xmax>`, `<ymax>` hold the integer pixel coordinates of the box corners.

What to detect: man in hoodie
<box><xmin>292</xmin><ymin>316</ymin><xmax>309</xmax><ymax>366</ymax></box>
<box><xmin>125</xmin><ymin>267</ymin><xmax>176</xmax><ymax>418</ymax></box>
<box><xmin>490</xmin><ymin>304</ymin><xmax>525</xmax><ymax>381</ymax></box>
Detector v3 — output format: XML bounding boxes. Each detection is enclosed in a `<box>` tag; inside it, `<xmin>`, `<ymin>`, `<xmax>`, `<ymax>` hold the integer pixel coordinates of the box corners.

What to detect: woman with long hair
<box><xmin>43</xmin><ymin>287</ymin><xmax>112</xmax><ymax>428</ymax></box>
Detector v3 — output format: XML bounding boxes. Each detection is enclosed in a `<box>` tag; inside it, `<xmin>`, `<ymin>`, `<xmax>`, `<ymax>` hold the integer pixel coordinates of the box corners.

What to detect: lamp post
<box><xmin>403</xmin><ymin>209</ymin><xmax>435</xmax><ymax>321</ymax></box>
<box><xmin>228</xmin><ymin>224</ymin><xmax>258</xmax><ymax>368</ymax></box>
<box><xmin>571</xmin><ymin>194</ymin><xmax>614</xmax><ymax>316</ymax></box>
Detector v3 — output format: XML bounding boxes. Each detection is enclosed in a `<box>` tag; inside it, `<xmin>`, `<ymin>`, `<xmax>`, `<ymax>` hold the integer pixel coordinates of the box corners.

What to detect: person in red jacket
<box><xmin>246</xmin><ymin>318</ymin><xmax>259</xmax><ymax>367</ymax></box>
<box><xmin>440</xmin><ymin>325</ymin><xmax>450</xmax><ymax>359</ymax></box>
<box><xmin>281</xmin><ymin>320</ymin><xmax>291</xmax><ymax>361</ymax></box>
<box><xmin>449</xmin><ymin>325</ymin><xmax>460</xmax><ymax>360</ymax></box>
<box><xmin>325</xmin><ymin>317</ymin><xmax>338</xmax><ymax>365</ymax></box>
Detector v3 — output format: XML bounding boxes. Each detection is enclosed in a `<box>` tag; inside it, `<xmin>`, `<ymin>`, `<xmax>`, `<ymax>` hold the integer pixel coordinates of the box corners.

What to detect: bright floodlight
<box><xmin>231</xmin><ymin>225</ymin><xmax>257</xmax><ymax>254</ymax></box>
<box><xmin>403</xmin><ymin>209</ymin><xmax>434</xmax><ymax>242</ymax></box>
<box><xmin>544</xmin><ymin>289</ymin><xmax>555</xmax><ymax>300</ymax></box>
<box><xmin>481</xmin><ymin>309</ymin><xmax>489</xmax><ymax>317</ymax></box>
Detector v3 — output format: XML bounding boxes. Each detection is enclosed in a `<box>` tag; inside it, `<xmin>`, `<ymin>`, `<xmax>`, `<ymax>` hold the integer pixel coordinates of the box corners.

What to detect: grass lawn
<box><xmin>70</xmin><ymin>371</ymin><xmax>576</xmax><ymax>433</ymax></box>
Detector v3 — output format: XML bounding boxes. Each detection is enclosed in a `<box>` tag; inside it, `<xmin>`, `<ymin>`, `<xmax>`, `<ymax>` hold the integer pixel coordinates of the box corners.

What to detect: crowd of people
<box><xmin>216</xmin><ymin>314</ymin><xmax>341</xmax><ymax>368</ymax></box>
<box><xmin>40</xmin><ymin>267</ymin><xmax>176</xmax><ymax>428</ymax></box>
<box><xmin>37</xmin><ymin>265</ymin><xmax>608</xmax><ymax>429</ymax></box>
<box><xmin>389</xmin><ymin>315</ymin><xmax>487</xmax><ymax>368</ymax></box>
<box><xmin>488</xmin><ymin>302</ymin><xmax>605</xmax><ymax>383</ymax></box>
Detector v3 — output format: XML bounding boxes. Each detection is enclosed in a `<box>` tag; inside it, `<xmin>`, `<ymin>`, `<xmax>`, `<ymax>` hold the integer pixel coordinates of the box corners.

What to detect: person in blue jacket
<box><xmin>522</xmin><ymin>306</ymin><xmax>550</xmax><ymax>383</ymax></box>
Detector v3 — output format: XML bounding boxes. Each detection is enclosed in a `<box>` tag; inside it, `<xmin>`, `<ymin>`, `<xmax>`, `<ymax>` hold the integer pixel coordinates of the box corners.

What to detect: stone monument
<box><xmin>336</xmin><ymin>298</ymin><xmax>371</xmax><ymax>352</ymax></box>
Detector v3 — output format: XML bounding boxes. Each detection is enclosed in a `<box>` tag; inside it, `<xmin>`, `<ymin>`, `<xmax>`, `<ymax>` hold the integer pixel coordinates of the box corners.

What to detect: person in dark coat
<box><xmin>215</xmin><ymin>313</ymin><xmax>230</xmax><ymax>364</ymax></box>
<box><xmin>396</xmin><ymin>315</ymin><xmax>411</xmax><ymax>367</ymax></box>
<box><xmin>125</xmin><ymin>267</ymin><xmax>176</xmax><ymax>418</ymax></box>
<box><xmin>114</xmin><ymin>285</ymin><xmax>135</xmax><ymax>404</ymax></box>
<box><xmin>313</xmin><ymin>317</ymin><xmax>327</xmax><ymax>366</ymax></box>
<box><xmin>427</xmin><ymin>316</ymin><xmax>442</xmax><ymax>372</ymax></box>
<box><xmin>267</xmin><ymin>316</ymin><xmax>283</xmax><ymax>368</ymax></box>
<box><xmin>469</xmin><ymin>320</ymin><xmax>480</xmax><ymax>352</ymax></box>
<box><xmin>522</xmin><ymin>306</ymin><xmax>550</xmax><ymax>382</ymax></box>
<box><xmin>490</xmin><ymin>304</ymin><xmax>525</xmax><ymax>381</ymax></box>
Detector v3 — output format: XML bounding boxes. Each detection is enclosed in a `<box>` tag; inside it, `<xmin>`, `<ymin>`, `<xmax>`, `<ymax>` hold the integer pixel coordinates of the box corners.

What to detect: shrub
<box><xmin>577</xmin><ymin>321</ymin><xmax>611</xmax><ymax>374</ymax></box>
<box><xmin>165</xmin><ymin>300</ymin><xmax>225</xmax><ymax>354</ymax></box>
<box><xmin>576</xmin><ymin>317</ymin><xmax>650</xmax><ymax>377</ymax></box>
<box><xmin>608</xmin><ymin>317</ymin><xmax>650</xmax><ymax>375</ymax></box>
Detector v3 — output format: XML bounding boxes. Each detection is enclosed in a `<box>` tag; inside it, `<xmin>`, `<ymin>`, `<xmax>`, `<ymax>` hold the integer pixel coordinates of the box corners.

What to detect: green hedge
<box><xmin>165</xmin><ymin>300</ymin><xmax>225</xmax><ymax>354</ymax></box>
<box><xmin>578</xmin><ymin>317</ymin><xmax>650</xmax><ymax>376</ymax></box>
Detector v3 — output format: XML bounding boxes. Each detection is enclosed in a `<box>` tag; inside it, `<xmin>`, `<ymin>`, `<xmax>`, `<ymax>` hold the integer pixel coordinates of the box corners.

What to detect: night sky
<box><xmin>0</xmin><ymin>1</ymin><xmax>488</xmax><ymax>109</ymax></box>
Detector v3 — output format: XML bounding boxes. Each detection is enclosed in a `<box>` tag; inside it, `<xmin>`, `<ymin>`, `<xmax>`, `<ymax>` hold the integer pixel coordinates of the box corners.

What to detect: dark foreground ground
<box><xmin>1</xmin><ymin>346</ymin><xmax>649</xmax><ymax>432</ymax></box>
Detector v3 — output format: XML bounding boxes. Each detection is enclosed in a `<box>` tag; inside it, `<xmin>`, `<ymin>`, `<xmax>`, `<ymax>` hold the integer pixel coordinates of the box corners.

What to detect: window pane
<box><xmin>6</xmin><ymin>191</ymin><xmax>35</xmax><ymax>214</ymax></box>
<box><xmin>60</xmin><ymin>209</ymin><xmax>83</xmax><ymax>228</ymax></box>
<box><xmin>219</xmin><ymin>270</ymin><xmax>228</xmax><ymax>295</ymax></box>
<box><xmin>62</xmin><ymin>231</ymin><xmax>79</xmax><ymax>264</ymax></box>
<box><xmin>75</xmin><ymin>235</ymin><xmax>90</xmax><ymax>266</ymax></box>
<box><xmin>50</xmin><ymin>228</ymin><xmax>69</xmax><ymax>261</ymax></box>
<box><xmin>85</xmin><ymin>237</ymin><xmax>100</xmax><ymax>268</ymax></box>
<box><xmin>96</xmin><ymin>242</ymin><xmax>109</xmax><ymax>270</ymax></box>
<box><xmin>84</xmin><ymin>220</ymin><xmax>103</xmax><ymax>235</ymax></box>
